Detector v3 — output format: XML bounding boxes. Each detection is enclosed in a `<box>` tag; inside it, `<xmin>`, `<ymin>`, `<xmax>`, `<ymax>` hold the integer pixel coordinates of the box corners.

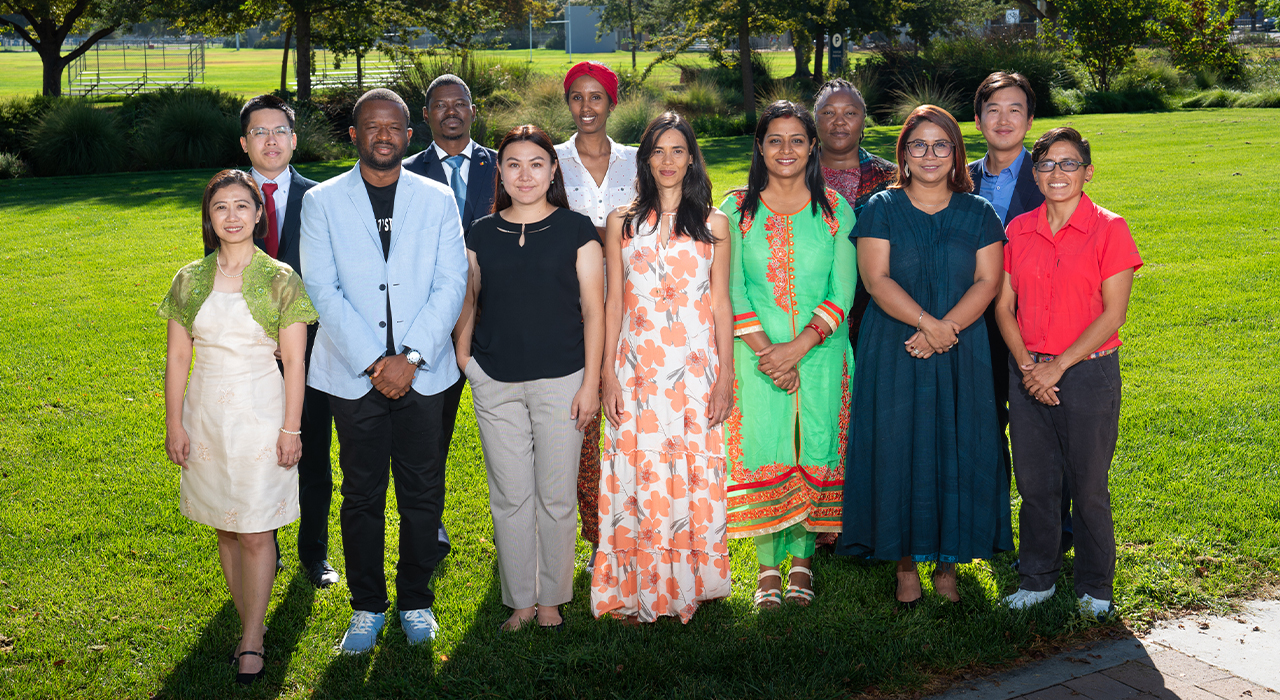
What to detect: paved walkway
<box><xmin>929</xmin><ymin>601</ymin><xmax>1280</xmax><ymax>700</ymax></box>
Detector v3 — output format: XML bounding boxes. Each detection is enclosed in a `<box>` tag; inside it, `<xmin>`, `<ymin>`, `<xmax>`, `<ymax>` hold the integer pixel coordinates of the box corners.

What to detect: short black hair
<box><xmin>1031</xmin><ymin>126</ymin><xmax>1091</xmax><ymax>165</ymax></box>
<box><xmin>425</xmin><ymin>74</ymin><xmax>472</xmax><ymax>106</ymax></box>
<box><xmin>814</xmin><ymin>77</ymin><xmax>867</xmax><ymax>111</ymax></box>
<box><xmin>974</xmin><ymin>71</ymin><xmax>1036</xmax><ymax>119</ymax></box>
<box><xmin>240</xmin><ymin>94</ymin><xmax>296</xmax><ymax>134</ymax></box>
<box><xmin>352</xmin><ymin>88</ymin><xmax>411</xmax><ymax>126</ymax></box>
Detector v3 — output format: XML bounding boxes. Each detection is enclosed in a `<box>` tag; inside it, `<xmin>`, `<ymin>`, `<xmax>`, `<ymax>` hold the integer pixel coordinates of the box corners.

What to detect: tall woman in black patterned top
<box><xmin>455</xmin><ymin>125</ymin><xmax>605</xmax><ymax>632</ymax></box>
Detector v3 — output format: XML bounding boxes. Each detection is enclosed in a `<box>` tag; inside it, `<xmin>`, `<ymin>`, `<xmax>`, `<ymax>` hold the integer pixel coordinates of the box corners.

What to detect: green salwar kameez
<box><xmin>719</xmin><ymin>189</ymin><xmax>857</xmax><ymax>566</ymax></box>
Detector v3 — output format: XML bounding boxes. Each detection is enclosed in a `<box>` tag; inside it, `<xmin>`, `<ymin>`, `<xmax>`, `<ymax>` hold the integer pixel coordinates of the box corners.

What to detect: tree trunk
<box><xmin>629</xmin><ymin>0</ymin><xmax>637</xmax><ymax>70</ymax></box>
<box><xmin>280</xmin><ymin>25</ymin><xmax>292</xmax><ymax>94</ymax></box>
<box><xmin>39</xmin><ymin>46</ymin><xmax>66</xmax><ymax>97</ymax></box>
<box><xmin>357</xmin><ymin>53</ymin><xmax>364</xmax><ymax>90</ymax></box>
<box><xmin>739</xmin><ymin>2</ymin><xmax>755</xmax><ymax>122</ymax></box>
<box><xmin>791</xmin><ymin>28</ymin><xmax>811</xmax><ymax>79</ymax></box>
<box><xmin>813</xmin><ymin>25</ymin><xmax>825</xmax><ymax>84</ymax></box>
<box><xmin>295</xmin><ymin>5</ymin><xmax>313</xmax><ymax>101</ymax></box>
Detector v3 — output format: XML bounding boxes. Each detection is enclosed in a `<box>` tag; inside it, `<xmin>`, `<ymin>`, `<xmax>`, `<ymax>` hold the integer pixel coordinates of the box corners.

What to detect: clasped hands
<box><xmin>1019</xmin><ymin>358</ymin><xmax>1064</xmax><ymax>406</ymax></box>
<box><xmin>904</xmin><ymin>315</ymin><xmax>960</xmax><ymax>359</ymax></box>
<box><xmin>368</xmin><ymin>354</ymin><xmax>416</xmax><ymax>400</ymax></box>
<box><xmin>755</xmin><ymin>339</ymin><xmax>808</xmax><ymax>395</ymax></box>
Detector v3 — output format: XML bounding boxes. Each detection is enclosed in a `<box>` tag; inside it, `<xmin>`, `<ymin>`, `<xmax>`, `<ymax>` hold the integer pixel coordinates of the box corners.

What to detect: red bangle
<box><xmin>805</xmin><ymin>322</ymin><xmax>827</xmax><ymax>344</ymax></box>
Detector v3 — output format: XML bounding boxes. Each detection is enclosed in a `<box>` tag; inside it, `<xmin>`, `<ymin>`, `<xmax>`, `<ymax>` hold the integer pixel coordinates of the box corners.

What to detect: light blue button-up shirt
<box><xmin>978</xmin><ymin>148</ymin><xmax>1028</xmax><ymax>225</ymax></box>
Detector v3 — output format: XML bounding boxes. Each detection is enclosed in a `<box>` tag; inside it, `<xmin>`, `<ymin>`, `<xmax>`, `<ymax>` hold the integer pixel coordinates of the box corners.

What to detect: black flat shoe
<box><xmin>234</xmin><ymin>650</ymin><xmax>266</xmax><ymax>686</ymax></box>
<box><xmin>303</xmin><ymin>560</ymin><xmax>340</xmax><ymax>588</ymax></box>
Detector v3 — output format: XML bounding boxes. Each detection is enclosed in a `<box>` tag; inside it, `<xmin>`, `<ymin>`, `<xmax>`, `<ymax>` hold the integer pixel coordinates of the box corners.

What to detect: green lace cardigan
<box><xmin>157</xmin><ymin>249</ymin><xmax>318</xmax><ymax>343</ymax></box>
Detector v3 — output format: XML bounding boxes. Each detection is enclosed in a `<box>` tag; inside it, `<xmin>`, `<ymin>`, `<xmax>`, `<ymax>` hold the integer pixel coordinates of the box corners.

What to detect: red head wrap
<box><xmin>563</xmin><ymin>61</ymin><xmax>619</xmax><ymax>106</ymax></box>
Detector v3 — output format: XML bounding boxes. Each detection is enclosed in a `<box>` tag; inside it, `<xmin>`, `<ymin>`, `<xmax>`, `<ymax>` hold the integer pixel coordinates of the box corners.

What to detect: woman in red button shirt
<box><xmin>993</xmin><ymin>127</ymin><xmax>1142</xmax><ymax>619</ymax></box>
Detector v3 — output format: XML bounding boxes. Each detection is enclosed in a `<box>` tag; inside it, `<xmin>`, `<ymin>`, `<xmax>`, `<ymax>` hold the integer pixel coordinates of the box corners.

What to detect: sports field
<box><xmin>1</xmin><ymin>110</ymin><xmax>1277</xmax><ymax>699</ymax></box>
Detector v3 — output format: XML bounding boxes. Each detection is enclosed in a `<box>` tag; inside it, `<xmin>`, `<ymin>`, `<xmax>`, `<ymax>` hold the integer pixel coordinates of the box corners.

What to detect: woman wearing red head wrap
<box><xmin>554</xmin><ymin>61</ymin><xmax>639</xmax><ymax>571</ymax></box>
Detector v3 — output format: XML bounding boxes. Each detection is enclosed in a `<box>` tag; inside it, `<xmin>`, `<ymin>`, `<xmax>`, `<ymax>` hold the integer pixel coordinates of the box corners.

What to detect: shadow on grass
<box><xmin>154</xmin><ymin>570</ymin><xmax>316</xmax><ymax>700</ymax></box>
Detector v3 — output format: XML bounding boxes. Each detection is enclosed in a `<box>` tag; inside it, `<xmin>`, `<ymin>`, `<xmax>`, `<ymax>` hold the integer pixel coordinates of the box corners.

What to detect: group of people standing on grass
<box><xmin>159</xmin><ymin>61</ymin><xmax>1141</xmax><ymax>682</ymax></box>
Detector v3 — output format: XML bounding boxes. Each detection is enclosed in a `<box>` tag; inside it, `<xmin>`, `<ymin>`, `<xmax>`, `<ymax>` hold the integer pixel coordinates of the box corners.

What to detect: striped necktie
<box><xmin>444</xmin><ymin>154</ymin><xmax>468</xmax><ymax>222</ymax></box>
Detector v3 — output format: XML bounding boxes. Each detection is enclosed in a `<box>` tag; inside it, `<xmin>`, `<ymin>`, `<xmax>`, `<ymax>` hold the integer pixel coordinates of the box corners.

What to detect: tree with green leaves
<box><xmin>0</xmin><ymin>0</ymin><xmax>159</xmax><ymax>96</ymax></box>
<box><xmin>1152</xmin><ymin>0</ymin><xmax>1242</xmax><ymax>79</ymax></box>
<box><xmin>1050</xmin><ymin>0</ymin><xmax>1162</xmax><ymax>90</ymax></box>
<box><xmin>598</xmin><ymin>0</ymin><xmax>656</xmax><ymax>70</ymax></box>
<box><xmin>422</xmin><ymin>0</ymin><xmax>555</xmax><ymax>74</ymax></box>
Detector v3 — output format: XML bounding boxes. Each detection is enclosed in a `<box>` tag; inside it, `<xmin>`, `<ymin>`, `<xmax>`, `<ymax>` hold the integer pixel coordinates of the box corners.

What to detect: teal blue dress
<box><xmin>837</xmin><ymin>189</ymin><xmax>1013</xmax><ymax>563</ymax></box>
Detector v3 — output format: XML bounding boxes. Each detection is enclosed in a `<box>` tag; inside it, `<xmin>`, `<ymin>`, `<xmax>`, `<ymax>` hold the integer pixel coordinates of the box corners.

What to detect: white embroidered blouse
<box><xmin>555</xmin><ymin>133</ymin><xmax>638</xmax><ymax>227</ymax></box>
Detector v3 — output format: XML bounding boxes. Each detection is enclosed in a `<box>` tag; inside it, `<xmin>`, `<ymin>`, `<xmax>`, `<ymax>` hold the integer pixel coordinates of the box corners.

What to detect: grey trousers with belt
<box><xmin>465</xmin><ymin>359</ymin><xmax>585</xmax><ymax>609</ymax></box>
<box><xmin>1009</xmin><ymin>352</ymin><xmax>1122</xmax><ymax>601</ymax></box>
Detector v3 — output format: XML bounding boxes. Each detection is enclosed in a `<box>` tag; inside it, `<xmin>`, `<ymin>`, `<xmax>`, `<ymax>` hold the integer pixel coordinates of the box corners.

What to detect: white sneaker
<box><xmin>1078</xmin><ymin>594</ymin><xmax>1115</xmax><ymax>620</ymax></box>
<box><xmin>1002</xmin><ymin>585</ymin><xmax>1056</xmax><ymax>610</ymax></box>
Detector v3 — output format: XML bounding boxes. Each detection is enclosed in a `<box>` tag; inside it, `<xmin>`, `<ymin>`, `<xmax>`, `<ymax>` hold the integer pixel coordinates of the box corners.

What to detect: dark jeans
<box><xmin>426</xmin><ymin>375</ymin><xmax>467</xmax><ymax>569</ymax></box>
<box><xmin>297</xmin><ymin>324</ymin><xmax>334</xmax><ymax>566</ymax></box>
<box><xmin>1009</xmin><ymin>352</ymin><xmax>1121</xmax><ymax>600</ymax></box>
<box><xmin>331</xmin><ymin>387</ymin><xmax>446</xmax><ymax>613</ymax></box>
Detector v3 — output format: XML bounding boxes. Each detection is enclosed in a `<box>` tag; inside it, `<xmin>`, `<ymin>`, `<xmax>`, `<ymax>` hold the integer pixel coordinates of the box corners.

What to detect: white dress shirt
<box><xmin>554</xmin><ymin>134</ymin><xmax>638</xmax><ymax>227</ymax></box>
<box><xmin>250</xmin><ymin>167</ymin><xmax>291</xmax><ymax>229</ymax></box>
<box><xmin>433</xmin><ymin>139</ymin><xmax>477</xmax><ymax>187</ymax></box>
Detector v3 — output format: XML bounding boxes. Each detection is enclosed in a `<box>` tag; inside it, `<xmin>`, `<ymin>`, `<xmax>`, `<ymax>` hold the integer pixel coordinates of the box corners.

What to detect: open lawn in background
<box><xmin>1</xmin><ymin>109</ymin><xmax>1278</xmax><ymax>699</ymax></box>
<box><xmin>0</xmin><ymin>47</ymin><xmax>812</xmax><ymax>99</ymax></box>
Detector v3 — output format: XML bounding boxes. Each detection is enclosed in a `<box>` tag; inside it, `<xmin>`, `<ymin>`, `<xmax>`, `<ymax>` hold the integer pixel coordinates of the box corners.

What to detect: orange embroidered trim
<box><xmin>822</xmin><ymin>188</ymin><xmax>843</xmax><ymax>238</ymax></box>
<box><xmin>837</xmin><ymin>356</ymin><xmax>851</xmax><ymax>465</ymax></box>
<box><xmin>725</xmin><ymin>375</ymin><xmax>745</xmax><ymax>471</ymax></box>
<box><xmin>763</xmin><ymin>213</ymin><xmax>795</xmax><ymax>313</ymax></box>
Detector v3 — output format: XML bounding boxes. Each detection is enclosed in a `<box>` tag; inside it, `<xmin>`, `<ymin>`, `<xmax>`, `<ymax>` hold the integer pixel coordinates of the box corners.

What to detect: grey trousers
<box><xmin>465</xmin><ymin>360</ymin><xmax>584</xmax><ymax>609</ymax></box>
<box><xmin>1009</xmin><ymin>352</ymin><xmax>1121</xmax><ymax>600</ymax></box>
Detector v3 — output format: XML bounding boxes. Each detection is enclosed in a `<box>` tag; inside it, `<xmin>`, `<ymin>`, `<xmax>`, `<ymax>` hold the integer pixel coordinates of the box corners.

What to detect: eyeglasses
<box><xmin>247</xmin><ymin>126</ymin><xmax>293</xmax><ymax>139</ymax></box>
<box><xmin>906</xmin><ymin>140</ymin><xmax>953</xmax><ymax>158</ymax></box>
<box><xmin>1033</xmin><ymin>159</ymin><xmax>1089</xmax><ymax>172</ymax></box>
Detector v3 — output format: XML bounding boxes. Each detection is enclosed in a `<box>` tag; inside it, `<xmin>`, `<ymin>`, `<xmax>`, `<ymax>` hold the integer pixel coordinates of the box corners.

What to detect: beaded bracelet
<box><xmin>280</xmin><ymin>428</ymin><xmax>301</xmax><ymax>436</ymax></box>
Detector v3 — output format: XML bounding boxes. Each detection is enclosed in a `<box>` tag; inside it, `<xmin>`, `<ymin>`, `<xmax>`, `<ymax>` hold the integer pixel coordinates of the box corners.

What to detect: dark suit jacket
<box><xmin>204</xmin><ymin>165</ymin><xmax>319</xmax><ymax>279</ymax></box>
<box><xmin>402</xmin><ymin>142</ymin><xmax>498</xmax><ymax>231</ymax></box>
<box><xmin>968</xmin><ymin>151</ymin><xmax>1045</xmax><ymax>227</ymax></box>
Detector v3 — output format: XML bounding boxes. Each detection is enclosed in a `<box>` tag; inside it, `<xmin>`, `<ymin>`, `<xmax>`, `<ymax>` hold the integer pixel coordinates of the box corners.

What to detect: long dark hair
<box><xmin>622</xmin><ymin>111</ymin><xmax>715</xmax><ymax>244</ymax></box>
<box><xmin>491</xmin><ymin>124</ymin><xmax>570</xmax><ymax>213</ymax></box>
<box><xmin>201</xmin><ymin>169</ymin><xmax>267</xmax><ymax>250</ymax></box>
<box><xmin>736</xmin><ymin>100</ymin><xmax>833</xmax><ymax>224</ymax></box>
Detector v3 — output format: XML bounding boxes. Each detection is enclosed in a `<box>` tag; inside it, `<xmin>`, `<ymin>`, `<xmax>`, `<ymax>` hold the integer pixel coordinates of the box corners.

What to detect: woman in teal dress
<box><xmin>836</xmin><ymin>106</ymin><xmax>1012</xmax><ymax>605</ymax></box>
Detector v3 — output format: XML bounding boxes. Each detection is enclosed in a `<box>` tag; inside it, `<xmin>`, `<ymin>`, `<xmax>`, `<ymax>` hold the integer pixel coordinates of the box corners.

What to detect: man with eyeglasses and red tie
<box><xmin>212</xmin><ymin>94</ymin><xmax>340</xmax><ymax>590</ymax></box>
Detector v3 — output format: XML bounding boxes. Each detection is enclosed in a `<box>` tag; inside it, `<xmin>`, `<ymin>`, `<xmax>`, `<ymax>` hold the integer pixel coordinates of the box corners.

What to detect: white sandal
<box><xmin>785</xmin><ymin>565</ymin><xmax>815</xmax><ymax>605</ymax></box>
<box><xmin>754</xmin><ymin>568</ymin><xmax>783</xmax><ymax>609</ymax></box>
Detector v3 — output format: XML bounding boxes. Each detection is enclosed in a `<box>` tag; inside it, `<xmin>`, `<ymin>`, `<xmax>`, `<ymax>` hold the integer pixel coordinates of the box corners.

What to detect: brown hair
<box><xmin>974</xmin><ymin>71</ymin><xmax>1036</xmax><ymax>119</ymax></box>
<box><xmin>1031</xmin><ymin>126</ymin><xmax>1091</xmax><ymax>166</ymax></box>
<box><xmin>201</xmin><ymin>169</ymin><xmax>268</xmax><ymax>250</ymax></box>
<box><xmin>491</xmin><ymin>125</ymin><xmax>571</xmax><ymax>213</ymax></box>
<box><xmin>890</xmin><ymin>105</ymin><xmax>973</xmax><ymax>193</ymax></box>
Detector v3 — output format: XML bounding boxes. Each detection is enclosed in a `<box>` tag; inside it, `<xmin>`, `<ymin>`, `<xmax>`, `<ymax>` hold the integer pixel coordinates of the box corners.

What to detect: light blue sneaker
<box><xmin>400</xmin><ymin>608</ymin><xmax>440</xmax><ymax>645</ymax></box>
<box><xmin>339</xmin><ymin>610</ymin><xmax>385</xmax><ymax>654</ymax></box>
<box><xmin>1078</xmin><ymin>594</ymin><xmax>1115</xmax><ymax>621</ymax></box>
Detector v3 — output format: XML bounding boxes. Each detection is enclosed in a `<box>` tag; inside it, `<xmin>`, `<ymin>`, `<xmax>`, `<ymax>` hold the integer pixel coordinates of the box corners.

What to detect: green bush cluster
<box><xmin>0</xmin><ymin>151</ymin><xmax>28</xmax><ymax>179</ymax></box>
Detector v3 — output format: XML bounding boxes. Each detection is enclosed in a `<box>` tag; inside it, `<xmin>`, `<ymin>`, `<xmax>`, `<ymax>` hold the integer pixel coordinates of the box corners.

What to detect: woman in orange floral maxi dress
<box><xmin>592</xmin><ymin>113</ymin><xmax>736</xmax><ymax>623</ymax></box>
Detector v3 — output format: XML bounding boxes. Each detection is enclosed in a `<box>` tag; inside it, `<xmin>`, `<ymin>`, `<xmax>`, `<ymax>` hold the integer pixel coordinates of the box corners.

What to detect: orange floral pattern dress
<box><xmin>591</xmin><ymin>213</ymin><xmax>732</xmax><ymax>623</ymax></box>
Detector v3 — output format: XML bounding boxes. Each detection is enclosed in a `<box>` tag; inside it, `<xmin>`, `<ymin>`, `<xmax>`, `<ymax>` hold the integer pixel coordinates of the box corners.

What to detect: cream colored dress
<box><xmin>179</xmin><ymin>291</ymin><xmax>299</xmax><ymax>533</ymax></box>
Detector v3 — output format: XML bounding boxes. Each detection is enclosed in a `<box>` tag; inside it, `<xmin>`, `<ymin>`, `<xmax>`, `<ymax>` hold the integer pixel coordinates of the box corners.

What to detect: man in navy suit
<box><xmin>402</xmin><ymin>74</ymin><xmax>497</xmax><ymax>570</ymax></box>
<box><xmin>968</xmin><ymin>72</ymin><xmax>1071</xmax><ymax>556</ymax></box>
<box><xmin>223</xmin><ymin>95</ymin><xmax>339</xmax><ymax>588</ymax></box>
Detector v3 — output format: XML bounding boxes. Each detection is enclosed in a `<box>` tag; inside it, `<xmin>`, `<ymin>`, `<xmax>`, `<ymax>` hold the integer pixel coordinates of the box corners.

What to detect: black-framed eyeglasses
<box><xmin>906</xmin><ymin>140</ymin><xmax>953</xmax><ymax>158</ymax></box>
<box><xmin>1033</xmin><ymin>159</ymin><xmax>1089</xmax><ymax>173</ymax></box>
<box><xmin>247</xmin><ymin>126</ymin><xmax>293</xmax><ymax>139</ymax></box>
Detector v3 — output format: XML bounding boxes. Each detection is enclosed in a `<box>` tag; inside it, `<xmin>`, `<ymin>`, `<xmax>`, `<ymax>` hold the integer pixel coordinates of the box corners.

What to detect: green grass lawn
<box><xmin>1</xmin><ymin>109</ymin><xmax>1278</xmax><ymax>699</ymax></box>
<box><xmin>0</xmin><ymin>47</ymin><xmax>811</xmax><ymax>99</ymax></box>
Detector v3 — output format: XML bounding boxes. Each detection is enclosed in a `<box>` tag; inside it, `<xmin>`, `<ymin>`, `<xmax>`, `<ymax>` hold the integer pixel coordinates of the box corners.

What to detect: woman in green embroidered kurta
<box><xmin>719</xmin><ymin>102</ymin><xmax>857</xmax><ymax>608</ymax></box>
<box><xmin>159</xmin><ymin>170</ymin><xmax>317</xmax><ymax>684</ymax></box>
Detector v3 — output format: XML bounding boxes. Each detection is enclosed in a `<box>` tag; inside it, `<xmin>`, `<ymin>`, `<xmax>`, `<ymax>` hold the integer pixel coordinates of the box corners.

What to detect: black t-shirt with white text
<box><xmin>364</xmin><ymin>178</ymin><xmax>397</xmax><ymax>355</ymax></box>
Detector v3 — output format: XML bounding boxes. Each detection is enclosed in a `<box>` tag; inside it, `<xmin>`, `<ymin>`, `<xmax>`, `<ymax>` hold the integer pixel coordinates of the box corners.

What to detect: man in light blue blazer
<box><xmin>299</xmin><ymin>88</ymin><xmax>467</xmax><ymax>654</ymax></box>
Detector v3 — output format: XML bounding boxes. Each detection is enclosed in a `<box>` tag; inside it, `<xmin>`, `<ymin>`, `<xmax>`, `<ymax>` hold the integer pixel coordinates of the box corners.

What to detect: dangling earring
<box><xmin>902</xmin><ymin>163</ymin><xmax>910</xmax><ymax>178</ymax></box>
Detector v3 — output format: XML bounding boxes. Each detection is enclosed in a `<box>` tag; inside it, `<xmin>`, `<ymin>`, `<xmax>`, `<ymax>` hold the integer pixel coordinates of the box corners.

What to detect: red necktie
<box><xmin>261</xmin><ymin>182</ymin><xmax>279</xmax><ymax>258</ymax></box>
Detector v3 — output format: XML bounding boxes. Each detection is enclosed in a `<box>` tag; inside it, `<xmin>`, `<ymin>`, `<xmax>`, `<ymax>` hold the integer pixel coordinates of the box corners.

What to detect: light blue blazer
<box><xmin>299</xmin><ymin>163</ymin><xmax>468</xmax><ymax>401</ymax></box>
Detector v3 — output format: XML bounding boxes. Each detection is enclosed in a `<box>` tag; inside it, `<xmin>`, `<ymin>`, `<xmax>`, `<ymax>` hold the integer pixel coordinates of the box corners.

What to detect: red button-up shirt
<box><xmin>1004</xmin><ymin>193</ymin><xmax>1143</xmax><ymax>355</ymax></box>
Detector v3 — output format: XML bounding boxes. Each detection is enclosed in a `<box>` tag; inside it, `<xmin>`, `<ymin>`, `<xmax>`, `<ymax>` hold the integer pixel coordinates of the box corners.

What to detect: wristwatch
<box><xmin>404</xmin><ymin>347</ymin><xmax>426</xmax><ymax>368</ymax></box>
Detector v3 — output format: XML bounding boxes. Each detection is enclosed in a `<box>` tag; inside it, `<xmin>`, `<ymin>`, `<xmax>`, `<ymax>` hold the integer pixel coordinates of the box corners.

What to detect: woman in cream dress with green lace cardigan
<box><xmin>160</xmin><ymin>170</ymin><xmax>316</xmax><ymax>683</ymax></box>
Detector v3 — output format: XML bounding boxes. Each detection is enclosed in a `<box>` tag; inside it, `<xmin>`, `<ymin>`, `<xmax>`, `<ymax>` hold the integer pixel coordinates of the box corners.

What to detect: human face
<box><xmin>648</xmin><ymin>128</ymin><xmax>690</xmax><ymax>189</ymax></box>
<box><xmin>815</xmin><ymin>89</ymin><xmax>866</xmax><ymax>156</ymax></box>
<box><xmin>499</xmin><ymin>140</ymin><xmax>557</xmax><ymax>208</ymax></box>
<box><xmin>349</xmin><ymin>99</ymin><xmax>412</xmax><ymax>171</ymax></box>
<box><xmin>903</xmin><ymin>121</ymin><xmax>953</xmax><ymax>186</ymax></box>
<box><xmin>240</xmin><ymin>108</ymin><xmax>296</xmax><ymax>179</ymax></box>
<box><xmin>426</xmin><ymin>83</ymin><xmax>475</xmax><ymax>145</ymax></box>
<box><xmin>1032</xmin><ymin>141</ymin><xmax>1093</xmax><ymax>205</ymax></box>
<box><xmin>567</xmin><ymin>75</ymin><xmax>613</xmax><ymax>135</ymax></box>
<box><xmin>759</xmin><ymin>116</ymin><xmax>812</xmax><ymax>181</ymax></box>
<box><xmin>975</xmin><ymin>86</ymin><xmax>1033</xmax><ymax>156</ymax></box>
<box><xmin>208</xmin><ymin>184</ymin><xmax>262</xmax><ymax>247</ymax></box>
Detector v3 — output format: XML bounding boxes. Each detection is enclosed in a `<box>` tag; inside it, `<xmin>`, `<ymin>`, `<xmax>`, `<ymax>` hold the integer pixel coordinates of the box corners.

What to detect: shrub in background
<box><xmin>1152</xmin><ymin>0</ymin><xmax>1244</xmax><ymax>84</ymax></box>
<box><xmin>29</xmin><ymin>100</ymin><xmax>127</xmax><ymax>176</ymax></box>
<box><xmin>666</xmin><ymin>78</ymin><xmax>730</xmax><ymax>117</ymax></box>
<box><xmin>608</xmin><ymin>94</ymin><xmax>663</xmax><ymax>144</ymax></box>
<box><xmin>0</xmin><ymin>95</ymin><xmax>57</xmax><ymax>161</ymax></box>
<box><xmin>294</xmin><ymin>105</ymin><xmax>351</xmax><ymax>163</ymax></box>
<box><xmin>888</xmin><ymin>75</ymin><xmax>964</xmax><ymax>124</ymax></box>
<box><xmin>925</xmin><ymin>35</ymin><xmax>1070</xmax><ymax>119</ymax></box>
<box><xmin>117</xmin><ymin>87</ymin><xmax>244</xmax><ymax>138</ymax></box>
<box><xmin>0</xmin><ymin>151</ymin><xmax>29</xmax><ymax>179</ymax></box>
<box><xmin>689</xmin><ymin>113</ymin><xmax>755</xmax><ymax>138</ymax></box>
<box><xmin>485</xmin><ymin>77</ymin><xmax>577</xmax><ymax>145</ymax></box>
<box><xmin>1112</xmin><ymin>53</ymin><xmax>1189</xmax><ymax>94</ymax></box>
<box><xmin>135</xmin><ymin>92</ymin><xmax>243</xmax><ymax>170</ymax></box>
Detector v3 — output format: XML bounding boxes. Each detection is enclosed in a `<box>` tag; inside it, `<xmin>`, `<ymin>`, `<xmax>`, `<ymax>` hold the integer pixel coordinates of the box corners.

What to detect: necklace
<box><xmin>217</xmin><ymin>256</ymin><xmax>248</xmax><ymax>278</ymax></box>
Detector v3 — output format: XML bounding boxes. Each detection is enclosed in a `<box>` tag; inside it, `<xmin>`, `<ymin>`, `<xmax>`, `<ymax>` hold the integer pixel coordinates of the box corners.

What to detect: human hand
<box><xmin>372</xmin><ymin>355</ymin><xmax>416</xmax><ymax>399</ymax></box>
<box><xmin>904</xmin><ymin>331</ymin><xmax>935</xmax><ymax>359</ymax></box>
<box><xmin>277</xmin><ymin>431</ymin><xmax>302</xmax><ymax>468</ymax></box>
<box><xmin>165</xmin><ymin>424</ymin><xmax>190</xmax><ymax>469</ymax></box>
<box><xmin>772</xmin><ymin>368</ymin><xmax>800</xmax><ymax>394</ymax></box>
<box><xmin>570</xmin><ymin>381</ymin><xmax>602</xmax><ymax>432</ymax></box>
<box><xmin>274</xmin><ymin>347</ymin><xmax>283</xmax><ymax>361</ymax></box>
<box><xmin>756</xmin><ymin>340</ymin><xmax>805</xmax><ymax>378</ymax></box>
<box><xmin>456</xmin><ymin>352</ymin><xmax>470</xmax><ymax>374</ymax></box>
<box><xmin>601</xmin><ymin>377</ymin><xmax>626</xmax><ymax>429</ymax></box>
<box><xmin>707</xmin><ymin>374</ymin><xmax>735</xmax><ymax>428</ymax></box>
<box><xmin>919</xmin><ymin>316</ymin><xmax>958</xmax><ymax>354</ymax></box>
<box><xmin>1022</xmin><ymin>359</ymin><xmax>1063</xmax><ymax>406</ymax></box>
